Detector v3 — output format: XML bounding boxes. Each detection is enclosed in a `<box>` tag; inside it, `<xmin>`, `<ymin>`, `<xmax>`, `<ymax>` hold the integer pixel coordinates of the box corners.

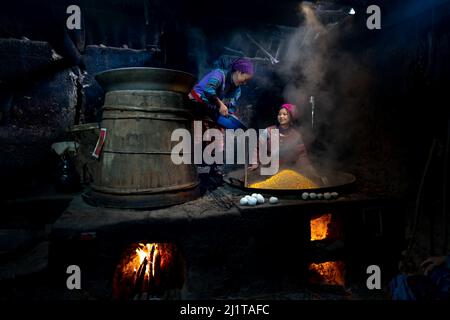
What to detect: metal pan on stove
<box><xmin>224</xmin><ymin>168</ymin><xmax>356</xmax><ymax>194</ymax></box>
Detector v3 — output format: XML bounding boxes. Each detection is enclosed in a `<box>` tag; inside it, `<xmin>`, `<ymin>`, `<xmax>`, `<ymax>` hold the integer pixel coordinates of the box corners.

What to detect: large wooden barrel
<box><xmin>83</xmin><ymin>67</ymin><xmax>200</xmax><ymax>209</ymax></box>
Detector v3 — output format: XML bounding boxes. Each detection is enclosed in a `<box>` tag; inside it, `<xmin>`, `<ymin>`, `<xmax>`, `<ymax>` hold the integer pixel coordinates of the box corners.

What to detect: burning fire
<box><xmin>309</xmin><ymin>213</ymin><xmax>345</xmax><ymax>286</ymax></box>
<box><xmin>309</xmin><ymin>261</ymin><xmax>345</xmax><ymax>286</ymax></box>
<box><xmin>310</xmin><ymin>213</ymin><xmax>332</xmax><ymax>241</ymax></box>
<box><xmin>134</xmin><ymin>243</ymin><xmax>162</xmax><ymax>280</ymax></box>
<box><xmin>113</xmin><ymin>242</ymin><xmax>184</xmax><ymax>300</ymax></box>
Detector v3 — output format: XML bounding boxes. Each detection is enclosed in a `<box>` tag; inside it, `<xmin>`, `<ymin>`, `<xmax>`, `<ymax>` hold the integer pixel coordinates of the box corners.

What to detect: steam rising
<box><xmin>278</xmin><ymin>2</ymin><xmax>371</xmax><ymax>170</ymax></box>
<box><xmin>186</xmin><ymin>1</ymin><xmax>371</xmax><ymax>171</ymax></box>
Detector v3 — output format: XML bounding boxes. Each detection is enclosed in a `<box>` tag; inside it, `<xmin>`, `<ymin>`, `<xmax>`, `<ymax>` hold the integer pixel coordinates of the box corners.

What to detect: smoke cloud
<box><xmin>278</xmin><ymin>2</ymin><xmax>371</xmax><ymax>171</ymax></box>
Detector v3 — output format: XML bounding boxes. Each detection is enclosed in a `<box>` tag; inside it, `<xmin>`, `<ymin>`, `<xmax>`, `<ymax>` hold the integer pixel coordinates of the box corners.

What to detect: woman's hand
<box><xmin>214</xmin><ymin>97</ymin><xmax>229</xmax><ymax>117</ymax></box>
<box><xmin>421</xmin><ymin>256</ymin><xmax>446</xmax><ymax>275</ymax></box>
<box><xmin>219</xmin><ymin>102</ymin><xmax>229</xmax><ymax>116</ymax></box>
<box><xmin>248</xmin><ymin>164</ymin><xmax>259</xmax><ymax>171</ymax></box>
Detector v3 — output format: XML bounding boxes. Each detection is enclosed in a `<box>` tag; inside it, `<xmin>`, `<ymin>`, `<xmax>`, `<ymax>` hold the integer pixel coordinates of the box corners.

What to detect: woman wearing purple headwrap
<box><xmin>188</xmin><ymin>57</ymin><xmax>254</xmax><ymax>177</ymax></box>
<box><xmin>189</xmin><ymin>57</ymin><xmax>254</xmax><ymax>124</ymax></box>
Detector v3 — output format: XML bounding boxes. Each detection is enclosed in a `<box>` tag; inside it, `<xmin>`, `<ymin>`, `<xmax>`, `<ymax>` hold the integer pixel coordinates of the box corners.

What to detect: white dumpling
<box><xmin>256</xmin><ymin>194</ymin><xmax>265</xmax><ymax>204</ymax></box>
<box><xmin>248</xmin><ymin>197</ymin><xmax>257</xmax><ymax>206</ymax></box>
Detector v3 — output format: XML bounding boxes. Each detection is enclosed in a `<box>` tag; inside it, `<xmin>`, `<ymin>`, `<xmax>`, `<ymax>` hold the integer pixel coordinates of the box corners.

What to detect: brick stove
<box><xmin>49</xmin><ymin>180</ymin><xmax>406</xmax><ymax>299</ymax></box>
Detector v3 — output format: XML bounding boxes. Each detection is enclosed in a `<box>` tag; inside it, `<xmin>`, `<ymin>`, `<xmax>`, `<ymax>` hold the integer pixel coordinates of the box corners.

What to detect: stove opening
<box><xmin>309</xmin><ymin>261</ymin><xmax>345</xmax><ymax>287</ymax></box>
<box><xmin>309</xmin><ymin>213</ymin><xmax>345</xmax><ymax>287</ymax></box>
<box><xmin>310</xmin><ymin>213</ymin><xmax>332</xmax><ymax>241</ymax></box>
<box><xmin>113</xmin><ymin>242</ymin><xmax>185</xmax><ymax>300</ymax></box>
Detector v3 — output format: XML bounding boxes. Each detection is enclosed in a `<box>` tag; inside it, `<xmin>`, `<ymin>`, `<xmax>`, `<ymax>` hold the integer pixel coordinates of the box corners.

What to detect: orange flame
<box><xmin>134</xmin><ymin>243</ymin><xmax>161</xmax><ymax>281</ymax></box>
<box><xmin>113</xmin><ymin>242</ymin><xmax>184</xmax><ymax>300</ymax></box>
<box><xmin>309</xmin><ymin>261</ymin><xmax>345</xmax><ymax>286</ymax></box>
<box><xmin>310</xmin><ymin>213</ymin><xmax>332</xmax><ymax>241</ymax></box>
<box><xmin>309</xmin><ymin>213</ymin><xmax>345</xmax><ymax>286</ymax></box>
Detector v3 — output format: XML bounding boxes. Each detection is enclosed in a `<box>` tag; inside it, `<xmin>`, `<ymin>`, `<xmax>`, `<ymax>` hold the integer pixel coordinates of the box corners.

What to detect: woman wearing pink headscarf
<box><xmin>250</xmin><ymin>103</ymin><xmax>320</xmax><ymax>180</ymax></box>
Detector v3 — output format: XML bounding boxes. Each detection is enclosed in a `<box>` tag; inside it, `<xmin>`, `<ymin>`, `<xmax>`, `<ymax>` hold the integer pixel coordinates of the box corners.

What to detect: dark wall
<box><xmin>341</xmin><ymin>0</ymin><xmax>450</xmax><ymax>263</ymax></box>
